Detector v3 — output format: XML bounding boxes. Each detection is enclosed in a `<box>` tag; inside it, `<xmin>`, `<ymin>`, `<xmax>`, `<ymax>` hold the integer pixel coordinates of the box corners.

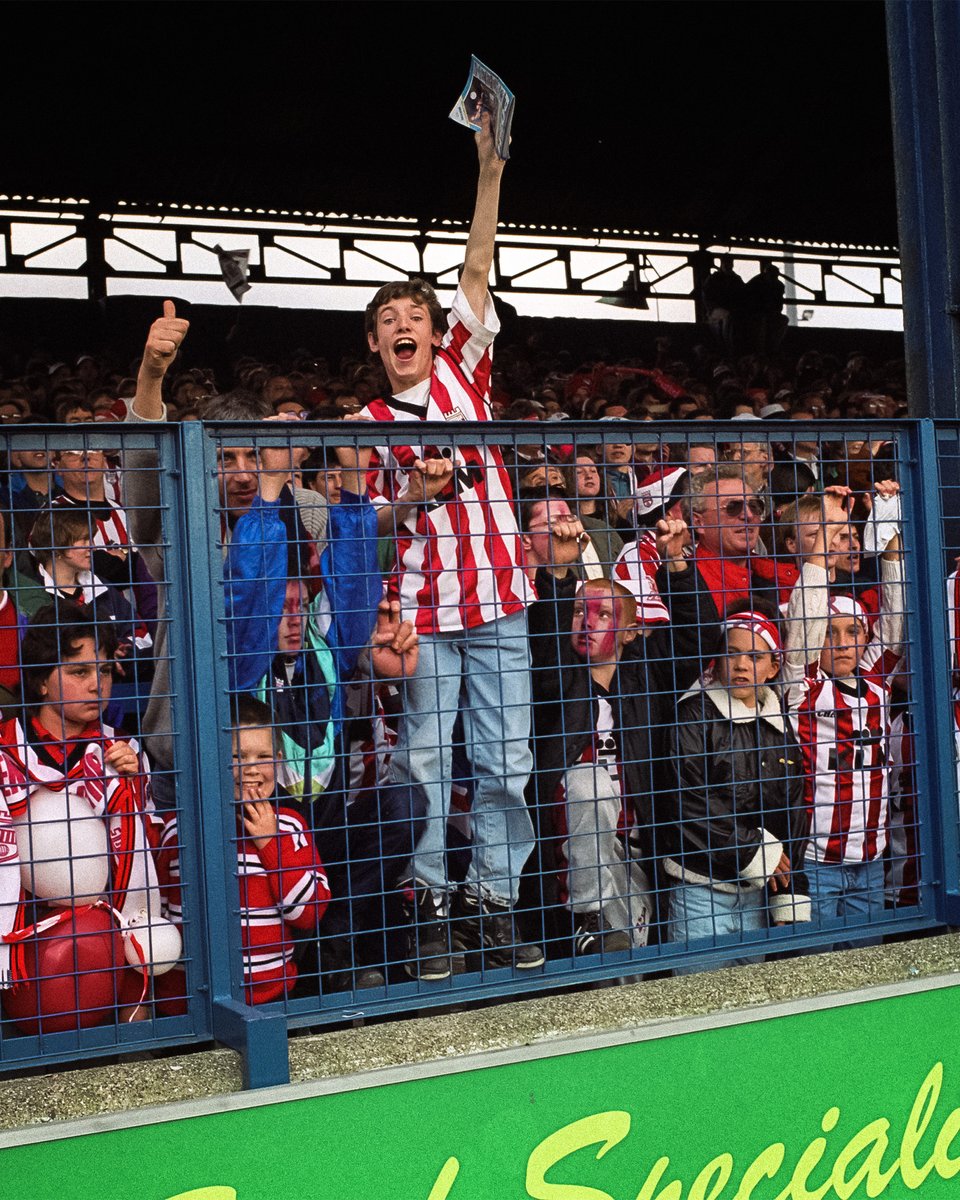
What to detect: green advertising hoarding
<box><xmin>4</xmin><ymin>980</ymin><xmax>960</xmax><ymax>1200</ymax></box>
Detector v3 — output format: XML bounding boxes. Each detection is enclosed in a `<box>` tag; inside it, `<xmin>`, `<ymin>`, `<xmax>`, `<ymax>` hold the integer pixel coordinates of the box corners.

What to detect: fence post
<box><xmin>177</xmin><ymin>420</ymin><xmax>290</xmax><ymax>1088</ymax></box>
<box><xmin>903</xmin><ymin>420</ymin><xmax>960</xmax><ymax>924</ymax></box>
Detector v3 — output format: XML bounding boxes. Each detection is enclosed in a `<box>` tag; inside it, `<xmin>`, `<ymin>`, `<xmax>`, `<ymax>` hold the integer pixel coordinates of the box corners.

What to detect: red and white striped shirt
<box><xmin>947</xmin><ymin>569</ymin><xmax>960</xmax><ymax>808</ymax></box>
<box><xmin>781</xmin><ymin>557</ymin><xmax>906</xmax><ymax>866</ymax></box>
<box><xmin>51</xmin><ymin>493</ymin><xmax>132</xmax><ymax>556</ymax></box>
<box><xmin>157</xmin><ymin>808</ymin><xmax>329</xmax><ymax>1005</ymax></box>
<box><xmin>0</xmin><ymin>716</ymin><xmax>162</xmax><ymax>986</ymax></box>
<box><xmin>886</xmin><ymin>709</ymin><xmax>919</xmax><ymax>906</ymax></box>
<box><xmin>612</xmin><ymin>531</ymin><xmax>670</xmax><ymax>626</ymax></box>
<box><xmin>790</xmin><ymin>644</ymin><xmax>894</xmax><ymax>865</ymax></box>
<box><xmin>362</xmin><ymin>287</ymin><xmax>531</xmax><ymax>634</ymax></box>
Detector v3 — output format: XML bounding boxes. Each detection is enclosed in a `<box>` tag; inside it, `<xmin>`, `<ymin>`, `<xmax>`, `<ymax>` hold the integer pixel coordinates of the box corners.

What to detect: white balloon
<box><xmin>120</xmin><ymin>910</ymin><xmax>183</xmax><ymax>976</ymax></box>
<box><xmin>13</xmin><ymin>787</ymin><xmax>109</xmax><ymax>906</ymax></box>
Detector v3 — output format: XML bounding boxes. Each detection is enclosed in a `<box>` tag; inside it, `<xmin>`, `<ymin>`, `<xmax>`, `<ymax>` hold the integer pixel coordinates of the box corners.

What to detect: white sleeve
<box><xmin>780</xmin><ymin>562</ymin><xmax>830</xmax><ymax>705</ymax></box>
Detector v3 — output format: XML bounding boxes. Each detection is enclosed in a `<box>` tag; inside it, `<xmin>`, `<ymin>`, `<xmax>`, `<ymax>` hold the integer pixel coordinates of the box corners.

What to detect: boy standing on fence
<box><xmin>361</xmin><ymin>111</ymin><xmax>541</xmax><ymax>980</ymax></box>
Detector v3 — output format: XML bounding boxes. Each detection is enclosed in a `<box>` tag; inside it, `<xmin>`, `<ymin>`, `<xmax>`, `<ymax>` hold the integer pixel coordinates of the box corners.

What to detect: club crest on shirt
<box><xmin>443</xmin><ymin>408</ymin><xmax>467</xmax><ymax>421</ymax></box>
<box><xmin>0</xmin><ymin>826</ymin><xmax>18</xmax><ymax>861</ymax></box>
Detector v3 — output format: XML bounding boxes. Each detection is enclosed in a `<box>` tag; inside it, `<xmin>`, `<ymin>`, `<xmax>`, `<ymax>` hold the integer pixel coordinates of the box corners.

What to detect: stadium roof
<box><xmin>5</xmin><ymin>1</ymin><xmax>898</xmax><ymax>247</ymax></box>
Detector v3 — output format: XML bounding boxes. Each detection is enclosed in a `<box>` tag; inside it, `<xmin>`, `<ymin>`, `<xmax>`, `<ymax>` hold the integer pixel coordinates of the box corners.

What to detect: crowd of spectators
<box><xmin>0</xmin><ymin>115</ymin><xmax>925</xmax><ymax>1038</ymax></box>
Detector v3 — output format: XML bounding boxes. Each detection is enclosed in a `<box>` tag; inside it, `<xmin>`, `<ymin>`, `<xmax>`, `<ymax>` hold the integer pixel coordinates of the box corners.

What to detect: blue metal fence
<box><xmin>0</xmin><ymin>418</ymin><xmax>954</xmax><ymax>1087</ymax></box>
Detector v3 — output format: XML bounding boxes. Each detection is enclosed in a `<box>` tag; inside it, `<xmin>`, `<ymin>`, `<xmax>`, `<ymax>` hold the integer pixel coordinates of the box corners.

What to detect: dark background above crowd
<box><xmin>5</xmin><ymin>2</ymin><xmax>897</xmax><ymax>247</ymax></box>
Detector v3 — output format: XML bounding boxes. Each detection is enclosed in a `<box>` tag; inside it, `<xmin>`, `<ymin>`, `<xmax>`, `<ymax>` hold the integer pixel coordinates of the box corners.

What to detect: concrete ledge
<box><xmin>1</xmin><ymin>932</ymin><xmax>958</xmax><ymax>1135</ymax></box>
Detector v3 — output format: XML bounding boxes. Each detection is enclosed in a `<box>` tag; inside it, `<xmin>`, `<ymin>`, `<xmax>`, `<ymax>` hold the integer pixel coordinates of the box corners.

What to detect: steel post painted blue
<box><xmin>150</xmin><ymin>425</ymin><xmax>214</xmax><ymax>1043</ymax></box>
<box><xmin>885</xmin><ymin>0</ymin><xmax>958</xmax><ymax>418</ymax></box>
<box><xmin>904</xmin><ymin>423</ymin><xmax>957</xmax><ymax>918</ymax></box>
<box><xmin>176</xmin><ymin>422</ymin><xmax>290</xmax><ymax>1086</ymax></box>
<box><xmin>933</xmin><ymin>0</ymin><xmax>960</xmax><ymax>389</ymax></box>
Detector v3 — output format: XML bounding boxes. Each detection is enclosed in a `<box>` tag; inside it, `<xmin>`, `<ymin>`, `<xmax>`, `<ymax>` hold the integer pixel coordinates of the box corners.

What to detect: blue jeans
<box><xmin>805</xmin><ymin>858</ymin><xmax>885</xmax><ymax>948</ymax></box>
<box><xmin>391</xmin><ymin>610</ymin><xmax>535</xmax><ymax>905</ymax></box>
<box><xmin>668</xmin><ymin>882</ymin><xmax>767</xmax><ymax>974</ymax></box>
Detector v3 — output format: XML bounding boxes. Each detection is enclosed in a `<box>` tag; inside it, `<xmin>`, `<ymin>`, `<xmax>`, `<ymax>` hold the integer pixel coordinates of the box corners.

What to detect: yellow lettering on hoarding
<box><xmin>158</xmin><ymin>1059</ymin><xmax>960</xmax><ymax>1200</ymax></box>
<box><xmin>688</xmin><ymin>1153</ymin><xmax>733</xmax><ymax>1200</ymax></box>
<box><xmin>633</xmin><ymin>1156</ymin><xmax>682</xmax><ymax>1200</ymax></box>
<box><xmin>829</xmin><ymin>1119</ymin><xmax>897</xmax><ymax>1199</ymax></box>
<box><xmin>732</xmin><ymin>1142</ymin><xmax>787</xmax><ymax>1200</ymax></box>
<box><xmin>525</xmin><ymin>1111</ymin><xmax>630</xmax><ymax>1200</ymax></box>
<box><xmin>416</xmin><ymin>1061</ymin><xmax>960</xmax><ymax>1199</ymax></box>
<box><xmin>775</xmin><ymin>1106</ymin><xmax>838</xmax><ymax>1200</ymax></box>
<box><xmin>426</xmin><ymin>1157</ymin><xmax>461</xmax><ymax>1200</ymax></box>
<box><xmin>932</xmin><ymin>1107</ymin><xmax>960</xmax><ymax>1179</ymax></box>
<box><xmin>899</xmin><ymin>1062</ymin><xmax>941</xmax><ymax>1188</ymax></box>
<box><xmin>165</xmin><ymin>1192</ymin><xmax>237</xmax><ymax>1200</ymax></box>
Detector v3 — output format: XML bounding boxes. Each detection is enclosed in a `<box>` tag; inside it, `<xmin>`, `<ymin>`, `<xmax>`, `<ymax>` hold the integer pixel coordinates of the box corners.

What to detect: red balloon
<box><xmin>3</xmin><ymin>906</ymin><xmax>137</xmax><ymax>1036</ymax></box>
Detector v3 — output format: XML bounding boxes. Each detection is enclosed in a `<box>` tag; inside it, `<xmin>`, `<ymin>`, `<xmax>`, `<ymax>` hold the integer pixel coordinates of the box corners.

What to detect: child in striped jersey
<box><xmin>156</xmin><ymin>695</ymin><xmax>329</xmax><ymax>1007</ymax></box>
<box><xmin>780</xmin><ymin>482</ymin><xmax>905</xmax><ymax>945</ymax></box>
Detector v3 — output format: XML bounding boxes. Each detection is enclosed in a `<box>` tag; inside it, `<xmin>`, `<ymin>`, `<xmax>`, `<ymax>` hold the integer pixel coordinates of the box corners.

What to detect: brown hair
<box><xmin>776</xmin><ymin>493</ymin><xmax>823</xmax><ymax>553</ymax></box>
<box><xmin>29</xmin><ymin>508</ymin><xmax>93</xmax><ymax>569</ymax></box>
<box><xmin>364</xmin><ymin>278</ymin><xmax>445</xmax><ymax>338</ymax></box>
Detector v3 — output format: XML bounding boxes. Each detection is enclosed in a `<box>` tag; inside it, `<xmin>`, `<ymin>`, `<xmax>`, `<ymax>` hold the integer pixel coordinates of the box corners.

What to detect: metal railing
<box><xmin>0</xmin><ymin>418</ymin><xmax>953</xmax><ymax>1087</ymax></box>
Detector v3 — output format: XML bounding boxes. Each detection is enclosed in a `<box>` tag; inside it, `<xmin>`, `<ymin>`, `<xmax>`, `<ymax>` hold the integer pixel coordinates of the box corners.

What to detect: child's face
<box><xmin>570</xmin><ymin>588</ymin><xmax>636</xmax><ymax>664</ymax></box>
<box><xmin>575</xmin><ymin>457</ymin><xmax>601</xmax><ymax>497</ymax></box>
<box><xmin>61</xmin><ymin>538</ymin><xmax>94</xmax><ymax>574</ymax></box>
<box><xmin>278</xmin><ymin>580</ymin><xmax>307</xmax><ymax>656</ymax></box>
<box><xmin>38</xmin><ymin>637</ymin><xmax>113</xmax><ymax>735</ymax></box>
<box><xmin>715</xmin><ymin>626</ymin><xmax>779</xmax><ymax>706</ymax></box>
<box><xmin>232</xmin><ymin>724</ymin><xmax>277</xmax><ymax>802</ymax></box>
<box><xmin>831</xmin><ymin>527</ymin><xmax>861</xmax><ymax>575</ymax></box>
<box><xmin>819</xmin><ymin>615</ymin><xmax>866</xmax><ymax>678</ymax></box>
<box><xmin>367</xmin><ymin>297</ymin><xmax>442</xmax><ymax>392</ymax></box>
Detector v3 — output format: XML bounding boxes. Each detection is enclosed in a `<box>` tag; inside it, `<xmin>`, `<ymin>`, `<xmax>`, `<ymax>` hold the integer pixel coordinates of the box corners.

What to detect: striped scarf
<box><xmin>0</xmin><ymin>716</ymin><xmax>159</xmax><ymax>988</ymax></box>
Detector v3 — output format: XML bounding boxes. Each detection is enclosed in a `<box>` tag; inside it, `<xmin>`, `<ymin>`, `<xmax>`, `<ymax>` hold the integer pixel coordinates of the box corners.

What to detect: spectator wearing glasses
<box><xmin>679</xmin><ymin>465</ymin><xmax>797</xmax><ymax>662</ymax></box>
<box><xmin>50</xmin><ymin>448</ymin><xmax>158</xmax><ymax>644</ymax></box>
<box><xmin>0</xmin><ymin>393</ymin><xmax>30</xmax><ymax>424</ymax></box>
<box><xmin>4</xmin><ymin>446</ymin><xmax>58</xmax><ymax>549</ymax></box>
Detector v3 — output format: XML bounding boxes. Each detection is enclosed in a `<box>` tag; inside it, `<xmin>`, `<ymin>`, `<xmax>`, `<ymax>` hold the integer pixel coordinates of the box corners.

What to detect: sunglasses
<box><xmin>720</xmin><ymin>498</ymin><xmax>764</xmax><ymax>519</ymax></box>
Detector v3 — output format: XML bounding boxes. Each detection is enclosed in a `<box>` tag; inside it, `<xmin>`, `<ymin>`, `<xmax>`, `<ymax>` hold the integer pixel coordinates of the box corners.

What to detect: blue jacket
<box><xmin>224</xmin><ymin>487</ymin><xmax>381</xmax><ymax>709</ymax></box>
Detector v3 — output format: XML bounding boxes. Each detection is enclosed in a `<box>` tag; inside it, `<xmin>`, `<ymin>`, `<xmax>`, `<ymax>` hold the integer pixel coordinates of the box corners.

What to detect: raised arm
<box><xmin>460</xmin><ymin>110</ymin><xmax>506</xmax><ymax>322</ymax></box>
<box><xmin>871</xmin><ymin>481</ymin><xmax>905</xmax><ymax>662</ymax></box>
<box><xmin>781</xmin><ymin>488</ymin><xmax>853</xmax><ymax>688</ymax></box>
<box><xmin>131</xmin><ymin>300</ymin><xmax>190</xmax><ymax>420</ymax></box>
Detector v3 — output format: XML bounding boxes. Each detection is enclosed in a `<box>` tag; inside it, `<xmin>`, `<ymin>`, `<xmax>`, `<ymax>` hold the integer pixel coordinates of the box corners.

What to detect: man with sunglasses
<box><xmin>670</xmin><ymin>465</ymin><xmax>796</xmax><ymax>659</ymax></box>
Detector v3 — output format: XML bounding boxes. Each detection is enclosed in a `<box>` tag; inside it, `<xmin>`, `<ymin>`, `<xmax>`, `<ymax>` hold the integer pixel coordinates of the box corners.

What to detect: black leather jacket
<box><xmin>656</xmin><ymin>680</ymin><xmax>810</xmax><ymax>920</ymax></box>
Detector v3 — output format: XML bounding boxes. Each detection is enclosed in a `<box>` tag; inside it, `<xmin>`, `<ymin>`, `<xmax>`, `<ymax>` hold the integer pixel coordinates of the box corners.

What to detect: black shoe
<box><xmin>451</xmin><ymin>890</ymin><xmax>545</xmax><ymax>970</ymax></box>
<box><xmin>320</xmin><ymin>936</ymin><xmax>386</xmax><ymax>993</ymax></box>
<box><xmin>401</xmin><ymin>880</ymin><xmax>462</xmax><ymax>981</ymax></box>
<box><xmin>572</xmin><ymin>910</ymin><xmax>632</xmax><ymax>955</ymax></box>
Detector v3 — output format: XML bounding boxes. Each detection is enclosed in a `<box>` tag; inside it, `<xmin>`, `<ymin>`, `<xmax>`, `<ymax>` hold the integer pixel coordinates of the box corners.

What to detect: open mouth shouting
<box><xmin>368</xmin><ymin>297</ymin><xmax>443</xmax><ymax>391</ymax></box>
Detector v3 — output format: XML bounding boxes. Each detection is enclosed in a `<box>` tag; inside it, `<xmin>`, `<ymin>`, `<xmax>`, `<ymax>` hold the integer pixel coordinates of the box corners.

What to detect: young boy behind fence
<box><xmin>157</xmin><ymin>694</ymin><xmax>329</xmax><ymax>1006</ymax></box>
